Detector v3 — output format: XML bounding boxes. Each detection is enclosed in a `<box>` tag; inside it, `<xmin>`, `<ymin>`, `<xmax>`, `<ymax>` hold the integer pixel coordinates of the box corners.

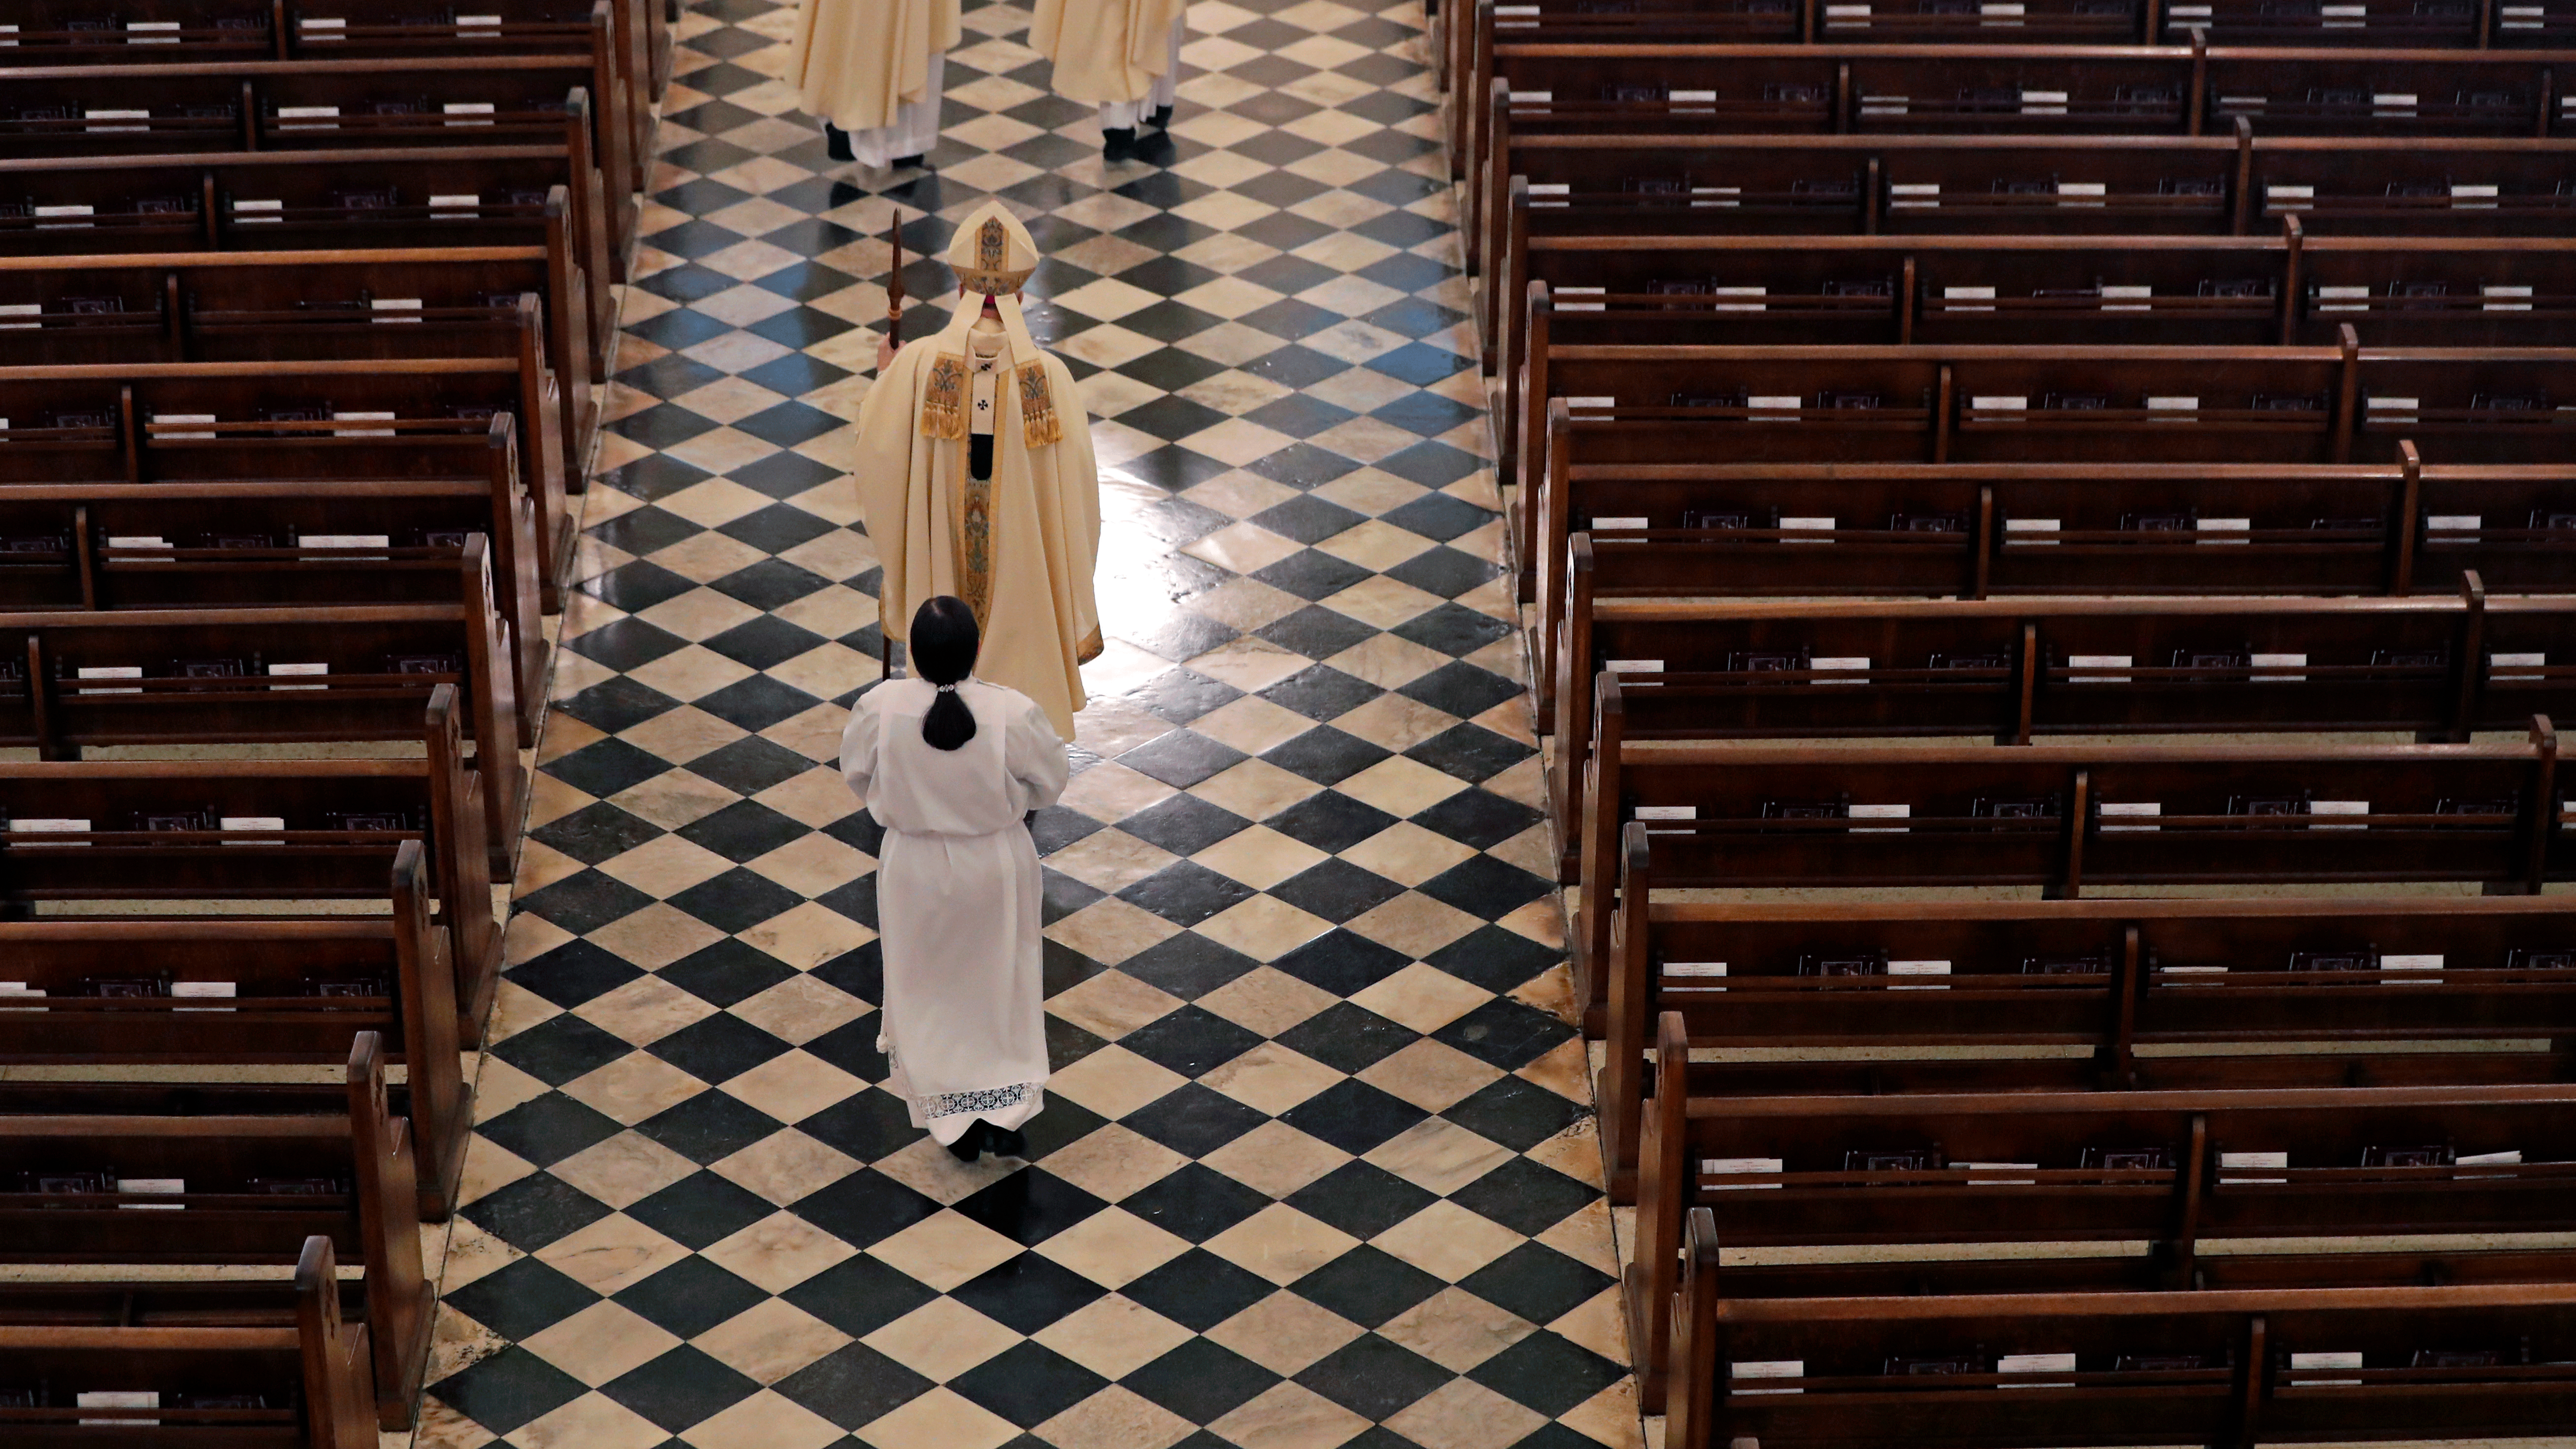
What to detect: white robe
<box><xmin>841</xmin><ymin>677</ymin><xmax>1069</xmax><ymax>1144</ymax></box>
<box><xmin>847</xmin><ymin>59</ymin><xmax>943</xmax><ymax>168</ymax></box>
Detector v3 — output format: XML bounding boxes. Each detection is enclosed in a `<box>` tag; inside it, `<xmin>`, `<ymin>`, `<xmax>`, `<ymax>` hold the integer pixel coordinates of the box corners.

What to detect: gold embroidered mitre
<box><xmin>946</xmin><ymin>200</ymin><xmax>1040</xmax><ymax>296</ymax></box>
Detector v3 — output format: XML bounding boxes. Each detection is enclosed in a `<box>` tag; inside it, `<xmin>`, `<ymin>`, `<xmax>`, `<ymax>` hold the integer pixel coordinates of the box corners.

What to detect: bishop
<box><xmin>854</xmin><ymin>201</ymin><xmax>1103</xmax><ymax>739</ymax></box>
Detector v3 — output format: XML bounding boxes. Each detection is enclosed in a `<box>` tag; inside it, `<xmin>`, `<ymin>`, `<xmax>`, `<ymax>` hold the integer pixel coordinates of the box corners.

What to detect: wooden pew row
<box><xmin>0</xmin><ymin>1034</ymin><xmax>429</xmax><ymax>1430</ymax></box>
<box><xmin>1497</xmin><ymin>228</ymin><xmax>2576</xmax><ymax>472</ymax></box>
<box><xmin>0</xmin><ymin>842</ymin><xmax>466</xmax><ymax>1220</ymax></box>
<box><xmin>1657</xmin><ymin>1229</ymin><xmax>2576</xmax><ymax>1433</ymax></box>
<box><xmin>1549</xmin><ymin>453</ymin><xmax>2576</xmax><ymax>644</ymax></box>
<box><xmin>0</xmin><ymin>249</ymin><xmax>593</xmax><ymax>509</ymax></box>
<box><xmin>0</xmin><ymin>146</ymin><xmax>616</xmax><ymax>371</ymax></box>
<box><xmin>1634</xmin><ymin>1046</ymin><xmax>2576</xmax><ymax>1415</ymax></box>
<box><xmin>0</xmin><ymin>0</ymin><xmax>655</xmax><ymax>195</ymax></box>
<box><xmin>1439</xmin><ymin>0</ymin><xmax>2576</xmax><ymax>102</ymax></box>
<box><xmin>1664</xmin><ymin>1232</ymin><xmax>2576</xmax><ymax>1447</ymax></box>
<box><xmin>0</xmin><ymin>359</ymin><xmax>573</xmax><ymax>616</ymax></box>
<box><xmin>1551</xmin><ymin>583</ymin><xmax>2576</xmax><ymax>872</ymax></box>
<box><xmin>0</xmin><ymin>57</ymin><xmax>637</xmax><ymax>272</ymax></box>
<box><xmin>0</xmin><ymin>1236</ymin><xmax>376</xmax><ymax>1449</ymax></box>
<box><xmin>1596</xmin><ymin>890</ymin><xmax>2576</xmax><ymax>1191</ymax></box>
<box><xmin>1519</xmin><ymin>341</ymin><xmax>2576</xmax><ymax>611</ymax></box>
<box><xmin>1569</xmin><ymin>722</ymin><xmax>2572</xmax><ymax>1025</ymax></box>
<box><xmin>0</xmin><ymin>684</ymin><xmax>499</xmax><ymax>1039</ymax></box>
<box><xmin>0</xmin><ymin>590</ymin><xmax>524</xmax><ymax>877</ymax></box>
<box><xmin>1481</xmin><ymin>132</ymin><xmax>2576</xmax><ymax>360</ymax></box>
<box><xmin>1463</xmin><ymin>42</ymin><xmax>2576</xmax><ymax>229</ymax></box>
<box><xmin>0</xmin><ymin>467</ymin><xmax>546</xmax><ymax>736</ymax></box>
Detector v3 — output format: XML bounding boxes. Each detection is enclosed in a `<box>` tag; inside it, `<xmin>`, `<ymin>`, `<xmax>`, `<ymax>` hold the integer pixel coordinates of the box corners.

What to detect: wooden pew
<box><xmin>1550</xmin><ymin>583</ymin><xmax>2576</xmax><ymax>867</ymax></box>
<box><xmin>0</xmin><ymin>359</ymin><xmax>573</xmax><ymax>616</ymax></box>
<box><xmin>0</xmin><ymin>0</ymin><xmax>651</xmax><ymax>197</ymax></box>
<box><xmin>1596</xmin><ymin>887</ymin><xmax>2576</xmax><ymax>1194</ymax></box>
<box><xmin>1497</xmin><ymin>229</ymin><xmax>2576</xmax><ymax>470</ymax></box>
<box><xmin>0</xmin><ymin>249</ymin><xmax>594</xmax><ymax>506</ymax></box>
<box><xmin>1519</xmin><ymin>341</ymin><xmax>2576</xmax><ymax>608</ymax></box>
<box><xmin>0</xmin><ymin>1034</ymin><xmax>430</xmax><ymax>1431</ymax></box>
<box><xmin>0</xmin><ymin>145</ymin><xmax>616</xmax><ymax>367</ymax></box>
<box><xmin>0</xmin><ymin>471</ymin><xmax>546</xmax><ymax>732</ymax></box>
<box><xmin>1466</xmin><ymin>44</ymin><xmax>2576</xmax><ymax>219</ymax></box>
<box><xmin>1664</xmin><ymin>1228</ymin><xmax>2576</xmax><ymax>1447</ymax></box>
<box><xmin>0</xmin><ymin>55</ymin><xmax>638</xmax><ymax>270</ymax></box>
<box><xmin>1550</xmin><ymin>451</ymin><xmax>2576</xmax><ymax>624</ymax></box>
<box><xmin>1569</xmin><ymin>721</ymin><xmax>2572</xmax><ymax>1027</ymax></box>
<box><xmin>0</xmin><ymin>841</ymin><xmax>466</xmax><ymax>1220</ymax></box>
<box><xmin>0</xmin><ymin>581</ymin><xmax>525</xmax><ymax>873</ymax></box>
<box><xmin>0</xmin><ymin>684</ymin><xmax>501</xmax><ymax>1040</ymax></box>
<box><xmin>0</xmin><ymin>1236</ymin><xmax>377</xmax><ymax>1449</ymax></box>
<box><xmin>1480</xmin><ymin>132</ymin><xmax>2576</xmax><ymax>349</ymax></box>
<box><xmin>1655</xmin><ymin>1226</ymin><xmax>2576</xmax><ymax>1423</ymax></box>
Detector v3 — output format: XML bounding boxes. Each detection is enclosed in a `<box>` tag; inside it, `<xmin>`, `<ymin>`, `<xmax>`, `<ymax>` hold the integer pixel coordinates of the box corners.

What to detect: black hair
<box><xmin>910</xmin><ymin>596</ymin><xmax>981</xmax><ymax>751</ymax></box>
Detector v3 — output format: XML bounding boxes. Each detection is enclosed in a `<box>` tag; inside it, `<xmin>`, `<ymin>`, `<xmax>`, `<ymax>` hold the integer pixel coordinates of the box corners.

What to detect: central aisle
<box><xmin>413</xmin><ymin>0</ymin><xmax>1636</xmax><ymax>1446</ymax></box>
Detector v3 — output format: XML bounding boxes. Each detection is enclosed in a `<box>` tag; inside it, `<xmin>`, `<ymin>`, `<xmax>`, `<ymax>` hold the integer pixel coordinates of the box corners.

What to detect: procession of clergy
<box><xmin>791</xmin><ymin>0</ymin><xmax>1188</xmax><ymax>165</ymax></box>
<box><xmin>834</xmin><ymin>196</ymin><xmax>1103</xmax><ymax>1161</ymax></box>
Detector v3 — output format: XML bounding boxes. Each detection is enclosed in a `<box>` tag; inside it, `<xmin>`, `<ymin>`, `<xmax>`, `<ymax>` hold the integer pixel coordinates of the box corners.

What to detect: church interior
<box><xmin>5</xmin><ymin>0</ymin><xmax>2576</xmax><ymax>1447</ymax></box>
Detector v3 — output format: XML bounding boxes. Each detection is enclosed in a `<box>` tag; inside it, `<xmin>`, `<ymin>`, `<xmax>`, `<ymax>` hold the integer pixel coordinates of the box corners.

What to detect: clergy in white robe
<box><xmin>841</xmin><ymin>616</ymin><xmax>1069</xmax><ymax>1151</ymax></box>
<box><xmin>1029</xmin><ymin>0</ymin><xmax>1187</xmax><ymax>152</ymax></box>
<box><xmin>788</xmin><ymin>0</ymin><xmax>959</xmax><ymax>167</ymax></box>
<box><xmin>854</xmin><ymin>200</ymin><xmax>1103</xmax><ymax>740</ymax></box>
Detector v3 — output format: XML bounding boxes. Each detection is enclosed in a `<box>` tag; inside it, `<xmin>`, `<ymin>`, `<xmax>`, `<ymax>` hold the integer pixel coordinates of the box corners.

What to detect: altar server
<box><xmin>842</xmin><ymin>596</ymin><xmax>1069</xmax><ymax>1160</ymax></box>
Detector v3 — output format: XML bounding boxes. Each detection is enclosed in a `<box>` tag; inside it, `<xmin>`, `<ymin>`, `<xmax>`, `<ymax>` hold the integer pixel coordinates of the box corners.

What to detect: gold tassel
<box><xmin>918</xmin><ymin>353</ymin><xmax>970</xmax><ymax>440</ymax></box>
<box><xmin>1015</xmin><ymin>359</ymin><xmax>1062</xmax><ymax>448</ymax></box>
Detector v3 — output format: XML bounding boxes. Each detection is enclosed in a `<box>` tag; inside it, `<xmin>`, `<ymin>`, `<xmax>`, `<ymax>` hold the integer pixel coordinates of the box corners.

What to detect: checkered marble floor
<box><xmin>412</xmin><ymin>1</ymin><xmax>1635</xmax><ymax>1446</ymax></box>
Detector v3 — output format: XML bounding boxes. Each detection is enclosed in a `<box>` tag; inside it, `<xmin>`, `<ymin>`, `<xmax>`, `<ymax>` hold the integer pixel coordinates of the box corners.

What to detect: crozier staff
<box><xmin>841</xmin><ymin>597</ymin><xmax>1068</xmax><ymax>1160</ymax></box>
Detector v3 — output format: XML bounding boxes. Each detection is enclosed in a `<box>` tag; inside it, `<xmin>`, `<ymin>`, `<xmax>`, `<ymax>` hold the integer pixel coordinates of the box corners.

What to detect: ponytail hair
<box><xmin>909</xmin><ymin>595</ymin><xmax>981</xmax><ymax>751</ymax></box>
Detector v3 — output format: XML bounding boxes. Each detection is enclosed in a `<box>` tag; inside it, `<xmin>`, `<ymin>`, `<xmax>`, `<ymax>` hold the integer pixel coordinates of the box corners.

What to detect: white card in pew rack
<box><xmin>76</xmin><ymin>665</ymin><xmax>141</xmax><ymax>695</ymax></box>
<box><xmin>78</xmin><ymin>1390</ymin><xmax>158</xmax><ymax>1425</ymax></box>
<box><xmin>1850</xmin><ymin>803</ymin><xmax>1908</xmax><ymax>832</ymax></box>
<box><xmin>1733</xmin><ymin>1361</ymin><xmax>1804</xmax><ymax>1394</ymax></box>
<box><xmin>2311</xmin><ymin>799</ymin><xmax>2368</xmax><ymax>830</ymax></box>
<box><xmin>2251</xmin><ymin>652</ymin><xmax>2307</xmax><ymax>681</ymax></box>
<box><xmin>1887</xmin><ymin>958</ymin><xmax>1949</xmax><ymax>989</ymax></box>
<box><xmin>2069</xmin><ymin>654</ymin><xmax>2132</xmax><ymax>683</ymax></box>
<box><xmin>1607</xmin><ymin>659</ymin><xmax>1663</xmax><ymax>674</ymax></box>
<box><xmin>2219</xmin><ymin>1155</ymin><xmax>2285</xmax><ymax>1184</ymax></box>
<box><xmin>2100</xmin><ymin>801</ymin><xmax>2159</xmax><ymax>831</ymax></box>
<box><xmin>1704</xmin><ymin>1157</ymin><xmax>1785</xmax><ymax>1187</ymax></box>
<box><xmin>1997</xmin><ymin>1352</ymin><xmax>2076</xmax><ymax>1386</ymax></box>
<box><xmin>2290</xmin><ymin>1350</ymin><xmax>2363</xmax><ymax>1384</ymax></box>
<box><xmin>270</xmin><ymin>662</ymin><xmax>328</xmax><ymax>692</ymax></box>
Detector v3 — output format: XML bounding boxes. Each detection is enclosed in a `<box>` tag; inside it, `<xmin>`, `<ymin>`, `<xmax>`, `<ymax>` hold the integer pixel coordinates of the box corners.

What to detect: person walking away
<box><xmin>855</xmin><ymin>200</ymin><xmax>1103</xmax><ymax>741</ymax></box>
<box><xmin>788</xmin><ymin>0</ymin><xmax>958</xmax><ymax>169</ymax></box>
<box><xmin>1029</xmin><ymin>0</ymin><xmax>1186</xmax><ymax>160</ymax></box>
<box><xmin>842</xmin><ymin>597</ymin><xmax>1069</xmax><ymax>1161</ymax></box>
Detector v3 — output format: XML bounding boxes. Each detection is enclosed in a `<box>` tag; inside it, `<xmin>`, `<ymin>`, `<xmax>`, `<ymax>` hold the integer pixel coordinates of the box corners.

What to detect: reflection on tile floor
<box><xmin>414</xmin><ymin>0</ymin><xmax>1634</xmax><ymax>1445</ymax></box>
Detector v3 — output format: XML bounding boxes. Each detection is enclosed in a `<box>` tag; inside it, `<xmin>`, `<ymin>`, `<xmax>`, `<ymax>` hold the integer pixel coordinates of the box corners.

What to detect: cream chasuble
<box><xmin>1029</xmin><ymin>0</ymin><xmax>1189</xmax><ymax>105</ymax></box>
<box><xmin>853</xmin><ymin>204</ymin><xmax>1103</xmax><ymax>740</ymax></box>
<box><xmin>787</xmin><ymin>0</ymin><xmax>962</xmax><ymax>133</ymax></box>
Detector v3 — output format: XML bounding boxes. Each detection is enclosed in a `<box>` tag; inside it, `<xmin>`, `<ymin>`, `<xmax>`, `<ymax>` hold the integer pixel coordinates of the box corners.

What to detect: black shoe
<box><xmin>890</xmin><ymin>153</ymin><xmax>926</xmax><ymax>169</ymax></box>
<box><xmin>1148</xmin><ymin>104</ymin><xmax>1174</xmax><ymax>130</ymax></box>
<box><xmin>943</xmin><ymin>1124</ymin><xmax>983</xmax><ymax>1161</ymax></box>
<box><xmin>987</xmin><ymin>1126</ymin><xmax>1028</xmax><ymax>1159</ymax></box>
<box><xmin>823</xmin><ymin>123</ymin><xmax>853</xmax><ymax>163</ymax></box>
<box><xmin>1129</xmin><ymin>128</ymin><xmax>1177</xmax><ymax>166</ymax></box>
<box><xmin>1102</xmin><ymin>127</ymin><xmax>1137</xmax><ymax>162</ymax></box>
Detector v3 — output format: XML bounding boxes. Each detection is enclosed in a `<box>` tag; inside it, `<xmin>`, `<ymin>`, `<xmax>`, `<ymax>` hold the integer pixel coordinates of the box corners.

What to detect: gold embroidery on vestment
<box><xmin>961</xmin><ymin>468</ymin><xmax>994</xmax><ymax>627</ymax></box>
<box><xmin>1015</xmin><ymin>360</ymin><xmax>1061</xmax><ymax>447</ymax></box>
<box><xmin>919</xmin><ymin>353</ymin><xmax>969</xmax><ymax>439</ymax></box>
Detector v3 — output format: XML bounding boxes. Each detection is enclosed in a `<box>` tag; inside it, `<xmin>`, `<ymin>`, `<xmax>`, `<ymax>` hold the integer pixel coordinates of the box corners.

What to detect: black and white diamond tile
<box><xmin>413</xmin><ymin>1</ymin><xmax>1633</xmax><ymax>1446</ymax></box>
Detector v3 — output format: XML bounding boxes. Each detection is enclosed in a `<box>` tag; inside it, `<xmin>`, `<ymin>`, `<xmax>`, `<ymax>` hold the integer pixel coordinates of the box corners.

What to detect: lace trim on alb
<box><xmin>919</xmin><ymin>1082</ymin><xmax>1039</xmax><ymax>1120</ymax></box>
